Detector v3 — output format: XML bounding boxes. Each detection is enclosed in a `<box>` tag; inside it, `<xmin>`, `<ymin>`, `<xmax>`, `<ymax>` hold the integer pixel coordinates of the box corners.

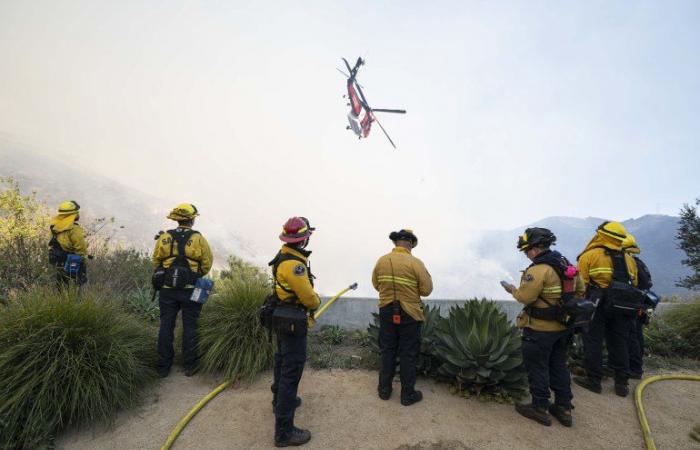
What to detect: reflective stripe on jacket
<box><xmin>372</xmin><ymin>246</ymin><xmax>433</xmax><ymax>321</ymax></box>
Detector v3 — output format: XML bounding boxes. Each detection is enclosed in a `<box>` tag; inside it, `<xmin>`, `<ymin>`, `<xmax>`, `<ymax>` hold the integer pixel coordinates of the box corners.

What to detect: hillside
<box><xmin>474</xmin><ymin>216</ymin><xmax>692</xmax><ymax>296</ymax></box>
<box><xmin>0</xmin><ymin>140</ymin><xmax>250</xmax><ymax>259</ymax></box>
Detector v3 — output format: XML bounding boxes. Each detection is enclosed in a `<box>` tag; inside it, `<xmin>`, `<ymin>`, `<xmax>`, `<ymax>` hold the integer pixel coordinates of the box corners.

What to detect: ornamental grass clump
<box><xmin>433</xmin><ymin>299</ymin><xmax>527</xmax><ymax>399</ymax></box>
<box><xmin>0</xmin><ymin>288</ymin><xmax>157</xmax><ymax>449</ymax></box>
<box><xmin>197</xmin><ymin>278</ymin><xmax>275</xmax><ymax>381</ymax></box>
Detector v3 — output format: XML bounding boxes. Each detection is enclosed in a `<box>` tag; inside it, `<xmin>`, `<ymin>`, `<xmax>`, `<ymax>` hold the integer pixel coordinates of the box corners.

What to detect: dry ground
<box><xmin>57</xmin><ymin>369</ymin><xmax>700</xmax><ymax>450</ymax></box>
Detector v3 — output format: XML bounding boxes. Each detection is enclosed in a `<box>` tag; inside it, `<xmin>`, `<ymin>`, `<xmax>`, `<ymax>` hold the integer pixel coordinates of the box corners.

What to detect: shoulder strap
<box><xmin>168</xmin><ymin>229</ymin><xmax>198</xmax><ymax>266</ymax></box>
<box><xmin>269</xmin><ymin>252</ymin><xmax>307</xmax><ymax>294</ymax></box>
<box><xmin>608</xmin><ymin>249</ymin><xmax>631</xmax><ymax>284</ymax></box>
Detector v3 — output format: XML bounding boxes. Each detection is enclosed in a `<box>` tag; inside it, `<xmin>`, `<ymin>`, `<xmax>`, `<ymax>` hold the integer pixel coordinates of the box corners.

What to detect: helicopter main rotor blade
<box><xmin>372</xmin><ymin>114</ymin><xmax>397</xmax><ymax>149</ymax></box>
<box><xmin>371</xmin><ymin>108</ymin><xmax>406</xmax><ymax>114</ymax></box>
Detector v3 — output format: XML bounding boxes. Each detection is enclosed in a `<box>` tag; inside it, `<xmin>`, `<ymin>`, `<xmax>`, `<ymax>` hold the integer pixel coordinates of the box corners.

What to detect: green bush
<box><xmin>646</xmin><ymin>299</ymin><xmax>700</xmax><ymax>359</ymax></box>
<box><xmin>0</xmin><ymin>288</ymin><xmax>157</xmax><ymax>449</ymax></box>
<box><xmin>197</xmin><ymin>278</ymin><xmax>275</xmax><ymax>381</ymax></box>
<box><xmin>662</xmin><ymin>299</ymin><xmax>700</xmax><ymax>358</ymax></box>
<box><xmin>433</xmin><ymin>299</ymin><xmax>527</xmax><ymax>399</ymax></box>
<box><xmin>318</xmin><ymin>325</ymin><xmax>345</xmax><ymax>345</ymax></box>
<box><xmin>0</xmin><ymin>178</ymin><xmax>53</xmax><ymax>295</ymax></box>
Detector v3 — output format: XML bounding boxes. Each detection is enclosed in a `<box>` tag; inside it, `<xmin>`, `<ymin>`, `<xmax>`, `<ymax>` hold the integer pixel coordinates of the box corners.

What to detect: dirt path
<box><xmin>57</xmin><ymin>369</ymin><xmax>700</xmax><ymax>450</ymax></box>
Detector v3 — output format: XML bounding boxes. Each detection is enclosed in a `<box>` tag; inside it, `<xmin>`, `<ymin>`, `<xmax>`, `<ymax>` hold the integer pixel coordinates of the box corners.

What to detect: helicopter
<box><xmin>339</xmin><ymin>57</ymin><xmax>406</xmax><ymax>149</ymax></box>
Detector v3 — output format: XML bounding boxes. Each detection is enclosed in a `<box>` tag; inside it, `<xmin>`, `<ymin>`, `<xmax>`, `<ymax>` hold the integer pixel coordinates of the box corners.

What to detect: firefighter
<box><xmin>622</xmin><ymin>234</ymin><xmax>653</xmax><ymax>379</ymax></box>
<box><xmin>152</xmin><ymin>203</ymin><xmax>212</xmax><ymax>378</ymax></box>
<box><xmin>502</xmin><ymin>227</ymin><xmax>584</xmax><ymax>427</ymax></box>
<box><xmin>48</xmin><ymin>200</ymin><xmax>88</xmax><ymax>288</ymax></box>
<box><xmin>270</xmin><ymin>217</ymin><xmax>320</xmax><ymax>447</ymax></box>
<box><xmin>573</xmin><ymin>221</ymin><xmax>638</xmax><ymax>397</ymax></box>
<box><xmin>372</xmin><ymin>229</ymin><xmax>433</xmax><ymax>406</ymax></box>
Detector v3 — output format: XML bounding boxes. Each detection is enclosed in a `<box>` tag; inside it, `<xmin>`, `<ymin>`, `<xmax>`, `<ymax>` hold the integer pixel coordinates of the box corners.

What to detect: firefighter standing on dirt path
<box><xmin>502</xmin><ymin>228</ymin><xmax>584</xmax><ymax>427</ymax></box>
<box><xmin>573</xmin><ymin>221</ymin><xmax>639</xmax><ymax>397</ymax></box>
<box><xmin>372</xmin><ymin>229</ymin><xmax>433</xmax><ymax>406</ymax></box>
<box><xmin>152</xmin><ymin>203</ymin><xmax>212</xmax><ymax>378</ymax></box>
<box><xmin>621</xmin><ymin>234</ymin><xmax>654</xmax><ymax>379</ymax></box>
<box><xmin>48</xmin><ymin>200</ymin><xmax>88</xmax><ymax>288</ymax></box>
<box><xmin>270</xmin><ymin>217</ymin><xmax>320</xmax><ymax>447</ymax></box>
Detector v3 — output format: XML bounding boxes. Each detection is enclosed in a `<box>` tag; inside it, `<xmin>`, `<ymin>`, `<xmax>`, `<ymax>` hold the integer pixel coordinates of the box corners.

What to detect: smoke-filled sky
<box><xmin>1</xmin><ymin>1</ymin><xmax>698</xmax><ymax>297</ymax></box>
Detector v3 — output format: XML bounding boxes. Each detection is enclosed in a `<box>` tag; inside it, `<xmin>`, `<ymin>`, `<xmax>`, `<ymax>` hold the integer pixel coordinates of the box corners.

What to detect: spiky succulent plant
<box><xmin>433</xmin><ymin>299</ymin><xmax>527</xmax><ymax>397</ymax></box>
<box><xmin>367</xmin><ymin>303</ymin><xmax>442</xmax><ymax>376</ymax></box>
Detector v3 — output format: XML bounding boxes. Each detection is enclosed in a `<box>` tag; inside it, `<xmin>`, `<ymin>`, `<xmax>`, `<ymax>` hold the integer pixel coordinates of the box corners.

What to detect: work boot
<box><xmin>573</xmin><ymin>376</ymin><xmax>602</xmax><ymax>394</ymax></box>
<box><xmin>378</xmin><ymin>387</ymin><xmax>392</xmax><ymax>400</ymax></box>
<box><xmin>515</xmin><ymin>403</ymin><xmax>551</xmax><ymax>426</ymax></box>
<box><xmin>272</xmin><ymin>396</ymin><xmax>302</xmax><ymax>413</ymax></box>
<box><xmin>400</xmin><ymin>390</ymin><xmax>423</xmax><ymax>406</ymax></box>
<box><xmin>614</xmin><ymin>384</ymin><xmax>629</xmax><ymax>397</ymax></box>
<box><xmin>275</xmin><ymin>427</ymin><xmax>311</xmax><ymax>447</ymax></box>
<box><xmin>629</xmin><ymin>372</ymin><xmax>643</xmax><ymax>380</ymax></box>
<box><xmin>548</xmin><ymin>404</ymin><xmax>573</xmax><ymax>427</ymax></box>
<box><xmin>157</xmin><ymin>367</ymin><xmax>170</xmax><ymax>378</ymax></box>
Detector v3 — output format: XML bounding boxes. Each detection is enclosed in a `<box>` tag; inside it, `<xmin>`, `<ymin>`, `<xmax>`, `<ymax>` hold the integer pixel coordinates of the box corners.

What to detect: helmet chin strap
<box><xmin>298</xmin><ymin>238</ymin><xmax>310</xmax><ymax>249</ymax></box>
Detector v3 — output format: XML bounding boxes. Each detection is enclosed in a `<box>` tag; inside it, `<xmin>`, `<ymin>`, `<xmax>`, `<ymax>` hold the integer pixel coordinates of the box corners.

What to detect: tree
<box><xmin>677</xmin><ymin>197</ymin><xmax>700</xmax><ymax>290</ymax></box>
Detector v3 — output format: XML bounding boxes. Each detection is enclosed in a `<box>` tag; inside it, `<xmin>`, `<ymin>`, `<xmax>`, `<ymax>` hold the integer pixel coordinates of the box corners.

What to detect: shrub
<box><xmin>197</xmin><ymin>278</ymin><xmax>275</xmax><ymax>381</ymax></box>
<box><xmin>433</xmin><ymin>299</ymin><xmax>527</xmax><ymax>398</ymax></box>
<box><xmin>0</xmin><ymin>178</ymin><xmax>52</xmax><ymax>294</ymax></box>
<box><xmin>646</xmin><ymin>299</ymin><xmax>700</xmax><ymax>359</ymax></box>
<box><xmin>0</xmin><ymin>288</ymin><xmax>157</xmax><ymax>449</ymax></box>
<box><xmin>319</xmin><ymin>325</ymin><xmax>345</xmax><ymax>345</ymax></box>
<box><xmin>662</xmin><ymin>299</ymin><xmax>700</xmax><ymax>358</ymax></box>
<box><xmin>124</xmin><ymin>286</ymin><xmax>160</xmax><ymax>323</ymax></box>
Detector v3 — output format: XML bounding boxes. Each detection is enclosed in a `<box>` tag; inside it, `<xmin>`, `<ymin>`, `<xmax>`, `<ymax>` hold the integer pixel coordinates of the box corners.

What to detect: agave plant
<box><xmin>366</xmin><ymin>303</ymin><xmax>442</xmax><ymax>376</ymax></box>
<box><xmin>433</xmin><ymin>299</ymin><xmax>527</xmax><ymax>398</ymax></box>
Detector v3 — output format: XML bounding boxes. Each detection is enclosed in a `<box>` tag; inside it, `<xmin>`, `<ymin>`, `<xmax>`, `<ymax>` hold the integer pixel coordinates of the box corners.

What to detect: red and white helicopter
<box><xmin>339</xmin><ymin>57</ymin><xmax>406</xmax><ymax>149</ymax></box>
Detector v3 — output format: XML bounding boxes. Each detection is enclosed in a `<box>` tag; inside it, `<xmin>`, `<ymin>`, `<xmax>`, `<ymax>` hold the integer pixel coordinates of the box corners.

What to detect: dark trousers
<box><xmin>628</xmin><ymin>315</ymin><xmax>646</xmax><ymax>376</ymax></box>
<box><xmin>272</xmin><ymin>332</ymin><xmax>307</xmax><ymax>440</ymax></box>
<box><xmin>583</xmin><ymin>305</ymin><xmax>634</xmax><ymax>385</ymax></box>
<box><xmin>378</xmin><ymin>305</ymin><xmax>422</xmax><ymax>397</ymax></box>
<box><xmin>157</xmin><ymin>288</ymin><xmax>202</xmax><ymax>372</ymax></box>
<box><xmin>521</xmin><ymin>327</ymin><xmax>573</xmax><ymax>409</ymax></box>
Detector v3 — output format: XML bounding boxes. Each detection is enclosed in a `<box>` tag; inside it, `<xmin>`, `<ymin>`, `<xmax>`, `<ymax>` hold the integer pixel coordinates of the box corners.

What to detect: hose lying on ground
<box><xmin>160</xmin><ymin>283</ymin><xmax>357</xmax><ymax>450</ymax></box>
<box><xmin>635</xmin><ymin>374</ymin><xmax>700</xmax><ymax>450</ymax></box>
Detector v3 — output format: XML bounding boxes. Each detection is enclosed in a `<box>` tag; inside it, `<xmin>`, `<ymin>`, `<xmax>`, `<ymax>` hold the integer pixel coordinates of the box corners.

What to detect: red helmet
<box><xmin>280</xmin><ymin>216</ymin><xmax>314</xmax><ymax>243</ymax></box>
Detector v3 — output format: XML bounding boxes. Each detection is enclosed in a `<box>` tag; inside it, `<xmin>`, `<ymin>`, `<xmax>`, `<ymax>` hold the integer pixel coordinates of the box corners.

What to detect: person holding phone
<box><xmin>501</xmin><ymin>227</ymin><xmax>584</xmax><ymax>427</ymax></box>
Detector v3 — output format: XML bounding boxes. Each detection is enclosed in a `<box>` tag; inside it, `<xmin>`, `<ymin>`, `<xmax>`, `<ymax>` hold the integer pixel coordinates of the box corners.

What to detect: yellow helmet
<box><xmin>57</xmin><ymin>200</ymin><xmax>80</xmax><ymax>214</ymax></box>
<box><xmin>622</xmin><ymin>233</ymin><xmax>640</xmax><ymax>254</ymax></box>
<box><xmin>597</xmin><ymin>221</ymin><xmax>627</xmax><ymax>242</ymax></box>
<box><xmin>167</xmin><ymin>203</ymin><xmax>199</xmax><ymax>221</ymax></box>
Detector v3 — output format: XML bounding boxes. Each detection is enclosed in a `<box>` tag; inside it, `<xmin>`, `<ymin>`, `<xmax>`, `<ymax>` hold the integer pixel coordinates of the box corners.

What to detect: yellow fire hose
<box><xmin>635</xmin><ymin>374</ymin><xmax>700</xmax><ymax>450</ymax></box>
<box><xmin>160</xmin><ymin>283</ymin><xmax>358</xmax><ymax>450</ymax></box>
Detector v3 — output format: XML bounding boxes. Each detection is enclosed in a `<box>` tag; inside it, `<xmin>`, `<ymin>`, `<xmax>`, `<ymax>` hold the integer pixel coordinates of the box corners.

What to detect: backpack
<box><xmin>48</xmin><ymin>226</ymin><xmax>69</xmax><ymax>265</ymax></box>
<box><xmin>157</xmin><ymin>228</ymin><xmax>201</xmax><ymax>289</ymax></box>
<box><xmin>526</xmin><ymin>251</ymin><xmax>595</xmax><ymax>326</ymax></box>
<box><xmin>605</xmin><ymin>250</ymin><xmax>646</xmax><ymax>316</ymax></box>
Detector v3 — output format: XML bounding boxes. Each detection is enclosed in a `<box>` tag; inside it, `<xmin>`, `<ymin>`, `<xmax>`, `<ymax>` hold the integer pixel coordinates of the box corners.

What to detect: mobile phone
<box><xmin>500</xmin><ymin>280</ymin><xmax>511</xmax><ymax>289</ymax></box>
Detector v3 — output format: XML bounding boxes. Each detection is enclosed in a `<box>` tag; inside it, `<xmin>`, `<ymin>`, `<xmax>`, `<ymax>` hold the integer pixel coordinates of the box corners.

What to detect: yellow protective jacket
<box><xmin>577</xmin><ymin>234</ymin><xmax>638</xmax><ymax>289</ymax></box>
<box><xmin>273</xmin><ymin>245</ymin><xmax>321</xmax><ymax>310</ymax></box>
<box><xmin>512</xmin><ymin>264</ymin><xmax>585</xmax><ymax>332</ymax></box>
<box><xmin>50</xmin><ymin>220</ymin><xmax>88</xmax><ymax>258</ymax></box>
<box><xmin>151</xmin><ymin>226</ymin><xmax>213</xmax><ymax>276</ymax></box>
<box><xmin>372</xmin><ymin>246</ymin><xmax>433</xmax><ymax>321</ymax></box>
